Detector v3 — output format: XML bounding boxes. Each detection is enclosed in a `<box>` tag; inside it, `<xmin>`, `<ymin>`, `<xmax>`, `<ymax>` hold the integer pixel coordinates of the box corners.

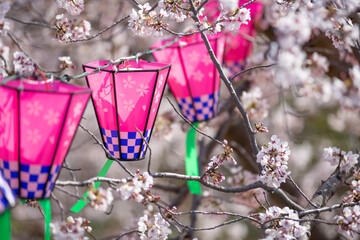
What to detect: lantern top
<box><xmin>152</xmin><ymin>33</ymin><xmax>223</xmax><ymax>49</ymax></box>
<box><xmin>83</xmin><ymin>60</ymin><xmax>171</xmax><ymax>73</ymax></box>
<box><xmin>1</xmin><ymin>78</ymin><xmax>92</xmax><ymax>94</ymax></box>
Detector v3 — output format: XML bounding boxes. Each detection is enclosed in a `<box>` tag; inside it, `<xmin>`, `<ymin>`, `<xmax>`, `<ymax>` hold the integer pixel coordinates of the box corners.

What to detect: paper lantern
<box><xmin>0</xmin><ymin>172</ymin><xmax>15</xmax><ymax>215</ymax></box>
<box><xmin>152</xmin><ymin>33</ymin><xmax>225</xmax><ymax>123</ymax></box>
<box><xmin>0</xmin><ymin>79</ymin><xmax>91</xmax><ymax>199</ymax></box>
<box><xmin>83</xmin><ymin>60</ymin><xmax>171</xmax><ymax>161</ymax></box>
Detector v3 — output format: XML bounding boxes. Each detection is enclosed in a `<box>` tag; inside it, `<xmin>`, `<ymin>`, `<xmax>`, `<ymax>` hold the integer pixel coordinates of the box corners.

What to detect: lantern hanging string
<box><xmin>0</xmin><ymin>36</ymin><xmax>179</xmax><ymax>86</ymax></box>
<box><xmin>186</xmin><ymin>122</ymin><xmax>202</xmax><ymax>194</ymax></box>
<box><xmin>38</xmin><ymin>199</ymin><xmax>52</xmax><ymax>240</ymax></box>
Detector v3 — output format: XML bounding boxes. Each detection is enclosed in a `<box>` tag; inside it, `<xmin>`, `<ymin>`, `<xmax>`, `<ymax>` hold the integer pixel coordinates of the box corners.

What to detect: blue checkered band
<box><xmin>176</xmin><ymin>91</ymin><xmax>219</xmax><ymax>122</ymax></box>
<box><xmin>0</xmin><ymin>160</ymin><xmax>61</xmax><ymax>199</ymax></box>
<box><xmin>226</xmin><ymin>62</ymin><xmax>244</xmax><ymax>79</ymax></box>
<box><xmin>0</xmin><ymin>160</ymin><xmax>19</xmax><ymax>195</ymax></box>
<box><xmin>176</xmin><ymin>97</ymin><xmax>196</xmax><ymax>122</ymax></box>
<box><xmin>101</xmin><ymin>128</ymin><xmax>152</xmax><ymax>160</ymax></box>
<box><xmin>44</xmin><ymin>165</ymin><xmax>61</xmax><ymax>198</ymax></box>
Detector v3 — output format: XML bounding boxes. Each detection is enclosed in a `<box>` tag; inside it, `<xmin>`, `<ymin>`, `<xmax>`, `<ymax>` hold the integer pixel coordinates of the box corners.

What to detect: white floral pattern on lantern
<box><xmin>189</xmin><ymin>51</ymin><xmax>200</xmax><ymax>62</ymax></box>
<box><xmin>44</xmin><ymin>109</ymin><xmax>60</xmax><ymax>125</ymax></box>
<box><xmin>124</xmin><ymin>100</ymin><xmax>135</xmax><ymax>112</ymax></box>
<box><xmin>201</xmin><ymin>56</ymin><xmax>213</xmax><ymax>66</ymax></box>
<box><xmin>27</xmin><ymin>129</ymin><xmax>41</xmax><ymax>144</ymax></box>
<box><xmin>73</xmin><ymin>102</ymin><xmax>83</xmax><ymax>118</ymax></box>
<box><xmin>67</xmin><ymin>121</ymin><xmax>77</xmax><ymax>136</ymax></box>
<box><xmin>123</xmin><ymin>75</ymin><xmax>135</xmax><ymax>89</ymax></box>
<box><xmin>27</xmin><ymin>101</ymin><xmax>43</xmax><ymax>116</ymax></box>
<box><xmin>192</xmin><ymin>70</ymin><xmax>204</xmax><ymax>82</ymax></box>
<box><xmin>136</xmin><ymin>83</ymin><xmax>149</xmax><ymax>97</ymax></box>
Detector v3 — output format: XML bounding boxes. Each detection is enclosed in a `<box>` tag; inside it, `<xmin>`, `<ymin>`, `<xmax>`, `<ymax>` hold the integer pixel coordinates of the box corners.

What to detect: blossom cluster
<box><xmin>138</xmin><ymin>212</ymin><xmax>172</xmax><ymax>240</ymax></box>
<box><xmin>203</xmin><ymin>139</ymin><xmax>237</xmax><ymax>185</ymax></box>
<box><xmin>117</xmin><ymin>171</ymin><xmax>159</xmax><ymax>203</ymax></box>
<box><xmin>343</xmin><ymin>179</ymin><xmax>360</xmax><ymax>203</ymax></box>
<box><xmin>128</xmin><ymin>3</ymin><xmax>169</xmax><ymax>37</ymax></box>
<box><xmin>240</xmin><ymin>87</ymin><xmax>269</xmax><ymax>121</ymax></box>
<box><xmin>58</xmin><ymin>56</ymin><xmax>75</xmax><ymax>69</ymax></box>
<box><xmin>259</xmin><ymin>206</ymin><xmax>307</xmax><ymax>239</ymax></box>
<box><xmin>322</xmin><ymin>147</ymin><xmax>359</xmax><ymax>173</ymax></box>
<box><xmin>199</xmin><ymin>4</ymin><xmax>251</xmax><ymax>35</ymax></box>
<box><xmin>55</xmin><ymin>14</ymin><xmax>91</xmax><ymax>42</ymax></box>
<box><xmin>256</xmin><ymin>135</ymin><xmax>291</xmax><ymax>188</ymax></box>
<box><xmin>13</xmin><ymin>51</ymin><xmax>36</xmax><ymax>75</ymax></box>
<box><xmin>56</xmin><ymin>0</ymin><xmax>84</xmax><ymax>16</ymax></box>
<box><xmin>334</xmin><ymin>205</ymin><xmax>360</xmax><ymax>238</ymax></box>
<box><xmin>86</xmin><ymin>183</ymin><xmax>114</xmax><ymax>212</ymax></box>
<box><xmin>0</xmin><ymin>40</ymin><xmax>9</xmax><ymax>77</ymax></box>
<box><xmin>50</xmin><ymin>216</ymin><xmax>92</xmax><ymax>240</ymax></box>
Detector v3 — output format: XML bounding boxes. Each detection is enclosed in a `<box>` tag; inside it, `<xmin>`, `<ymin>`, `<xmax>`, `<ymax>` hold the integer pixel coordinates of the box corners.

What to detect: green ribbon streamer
<box><xmin>38</xmin><ymin>199</ymin><xmax>51</xmax><ymax>240</ymax></box>
<box><xmin>185</xmin><ymin>122</ymin><xmax>202</xmax><ymax>194</ymax></box>
<box><xmin>71</xmin><ymin>159</ymin><xmax>113</xmax><ymax>213</ymax></box>
<box><xmin>0</xmin><ymin>208</ymin><xmax>11</xmax><ymax>240</ymax></box>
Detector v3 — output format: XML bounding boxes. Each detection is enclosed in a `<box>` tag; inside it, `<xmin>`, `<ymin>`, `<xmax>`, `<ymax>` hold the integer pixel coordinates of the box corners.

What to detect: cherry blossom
<box><xmin>128</xmin><ymin>3</ymin><xmax>169</xmax><ymax>37</ymax></box>
<box><xmin>116</xmin><ymin>171</ymin><xmax>158</xmax><ymax>203</ymax></box>
<box><xmin>138</xmin><ymin>212</ymin><xmax>171</xmax><ymax>240</ymax></box>
<box><xmin>59</xmin><ymin>56</ymin><xmax>75</xmax><ymax>69</ymax></box>
<box><xmin>218</xmin><ymin>5</ymin><xmax>251</xmax><ymax>32</ymax></box>
<box><xmin>13</xmin><ymin>51</ymin><xmax>36</xmax><ymax>75</ymax></box>
<box><xmin>122</xmin><ymin>76</ymin><xmax>135</xmax><ymax>89</ymax></box>
<box><xmin>86</xmin><ymin>183</ymin><xmax>114</xmax><ymax>212</ymax></box>
<box><xmin>50</xmin><ymin>216</ymin><xmax>92</xmax><ymax>240</ymax></box>
<box><xmin>257</xmin><ymin>135</ymin><xmax>291</xmax><ymax>188</ymax></box>
<box><xmin>203</xmin><ymin>140</ymin><xmax>236</xmax><ymax>185</ymax></box>
<box><xmin>259</xmin><ymin>206</ymin><xmax>307</xmax><ymax>240</ymax></box>
<box><xmin>240</xmin><ymin>87</ymin><xmax>269</xmax><ymax>121</ymax></box>
<box><xmin>322</xmin><ymin>147</ymin><xmax>359</xmax><ymax>173</ymax></box>
<box><xmin>334</xmin><ymin>205</ymin><xmax>360</xmax><ymax>238</ymax></box>
<box><xmin>55</xmin><ymin>14</ymin><xmax>91</xmax><ymax>42</ymax></box>
<box><xmin>56</xmin><ymin>0</ymin><xmax>84</xmax><ymax>16</ymax></box>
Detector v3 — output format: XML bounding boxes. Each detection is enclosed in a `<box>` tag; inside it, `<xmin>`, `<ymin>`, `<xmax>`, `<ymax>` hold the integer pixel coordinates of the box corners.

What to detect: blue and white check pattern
<box><xmin>0</xmin><ymin>159</ymin><xmax>19</xmax><ymax>195</ymax></box>
<box><xmin>226</xmin><ymin>61</ymin><xmax>244</xmax><ymax>80</ymax></box>
<box><xmin>101</xmin><ymin>128</ymin><xmax>152</xmax><ymax>160</ymax></box>
<box><xmin>44</xmin><ymin>165</ymin><xmax>61</xmax><ymax>198</ymax></box>
<box><xmin>176</xmin><ymin>91</ymin><xmax>219</xmax><ymax>122</ymax></box>
<box><xmin>19</xmin><ymin>164</ymin><xmax>51</xmax><ymax>199</ymax></box>
<box><xmin>176</xmin><ymin>97</ymin><xmax>196</xmax><ymax>122</ymax></box>
<box><xmin>101</xmin><ymin>128</ymin><xmax>120</xmax><ymax>158</ymax></box>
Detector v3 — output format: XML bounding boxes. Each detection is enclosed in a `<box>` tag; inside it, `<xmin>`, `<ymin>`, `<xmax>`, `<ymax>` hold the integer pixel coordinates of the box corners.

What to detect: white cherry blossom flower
<box><xmin>257</xmin><ymin>135</ymin><xmax>291</xmax><ymax>188</ymax></box>
<box><xmin>56</xmin><ymin>0</ymin><xmax>84</xmax><ymax>16</ymax></box>
<box><xmin>51</xmin><ymin>216</ymin><xmax>92</xmax><ymax>240</ymax></box>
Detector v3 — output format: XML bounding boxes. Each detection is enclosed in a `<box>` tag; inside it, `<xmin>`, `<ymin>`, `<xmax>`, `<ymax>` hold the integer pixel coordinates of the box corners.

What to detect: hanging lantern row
<box><xmin>152</xmin><ymin>33</ymin><xmax>225</xmax><ymax>123</ymax></box>
<box><xmin>83</xmin><ymin>60</ymin><xmax>171</xmax><ymax>161</ymax></box>
<box><xmin>0</xmin><ymin>79</ymin><xmax>91</xmax><ymax>199</ymax></box>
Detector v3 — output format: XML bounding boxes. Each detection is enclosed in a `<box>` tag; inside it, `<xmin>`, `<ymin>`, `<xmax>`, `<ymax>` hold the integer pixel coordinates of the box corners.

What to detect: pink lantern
<box><xmin>83</xmin><ymin>60</ymin><xmax>171</xmax><ymax>160</ymax></box>
<box><xmin>0</xmin><ymin>79</ymin><xmax>91</xmax><ymax>198</ymax></box>
<box><xmin>152</xmin><ymin>33</ymin><xmax>225</xmax><ymax>122</ymax></box>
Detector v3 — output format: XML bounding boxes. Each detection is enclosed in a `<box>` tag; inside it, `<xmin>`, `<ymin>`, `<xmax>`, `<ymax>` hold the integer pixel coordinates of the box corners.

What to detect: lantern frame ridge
<box><xmin>83</xmin><ymin>60</ymin><xmax>172</xmax><ymax>161</ymax></box>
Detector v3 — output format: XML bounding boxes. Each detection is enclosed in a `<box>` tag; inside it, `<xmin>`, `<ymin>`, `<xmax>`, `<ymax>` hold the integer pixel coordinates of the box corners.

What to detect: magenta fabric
<box><xmin>0</xmin><ymin>79</ymin><xmax>91</xmax><ymax>198</ymax></box>
<box><xmin>152</xmin><ymin>33</ymin><xmax>225</xmax><ymax>122</ymax></box>
<box><xmin>83</xmin><ymin>60</ymin><xmax>171</xmax><ymax>160</ymax></box>
<box><xmin>202</xmin><ymin>0</ymin><xmax>263</xmax><ymax>73</ymax></box>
